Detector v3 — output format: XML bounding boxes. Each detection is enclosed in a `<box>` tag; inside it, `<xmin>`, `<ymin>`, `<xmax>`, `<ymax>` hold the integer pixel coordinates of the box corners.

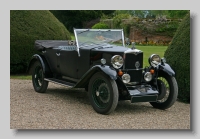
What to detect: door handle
<box><xmin>56</xmin><ymin>53</ymin><xmax>60</xmax><ymax>56</ymax></box>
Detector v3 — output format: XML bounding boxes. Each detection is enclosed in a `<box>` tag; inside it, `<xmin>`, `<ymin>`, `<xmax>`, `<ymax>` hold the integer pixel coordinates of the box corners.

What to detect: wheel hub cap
<box><xmin>96</xmin><ymin>91</ymin><xmax>100</xmax><ymax>96</ymax></box>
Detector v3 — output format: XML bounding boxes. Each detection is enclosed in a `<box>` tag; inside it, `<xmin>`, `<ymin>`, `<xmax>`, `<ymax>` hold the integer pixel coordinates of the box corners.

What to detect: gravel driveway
<box><xmin>10</xmin><ymin>79</ymin><xmax>190</xmax><ymax>129</ymax></box>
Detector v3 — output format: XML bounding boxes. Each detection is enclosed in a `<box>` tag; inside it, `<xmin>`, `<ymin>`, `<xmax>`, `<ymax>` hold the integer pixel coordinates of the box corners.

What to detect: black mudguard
<box><xmin>74</xmin><ymin>65</ymin><xmax>117</xmax><ymax>88</ymax></box>
<box><xmin>159</xmin><ymin>63</ymin><xmax>175</xmax><ymax>76</ymax></box>
<box><xmin>27</xmin><ymin>54</ymin><xmax>52</xmax><ymax>76</ymax></box>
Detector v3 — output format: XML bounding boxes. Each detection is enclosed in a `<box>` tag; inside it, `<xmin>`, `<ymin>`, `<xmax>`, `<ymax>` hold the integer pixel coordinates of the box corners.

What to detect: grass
<box><xmin>70</xmin><ymin>33</ymin><xmax>75</xmax><ymax>40</ymax></box>
<box><xmin>10</xmin><ymin>45</ymin><xmax>168</xmax><ymax>80</ymax></box>
<box><xmin>135</xmin><ymin>45</ymin><xmax>168</xmax><ymax>67</ymax></box>
<box><xmin>10</xmin><ymin>74</ymin><xmax>31</xmax><ymax>80</ymax></box>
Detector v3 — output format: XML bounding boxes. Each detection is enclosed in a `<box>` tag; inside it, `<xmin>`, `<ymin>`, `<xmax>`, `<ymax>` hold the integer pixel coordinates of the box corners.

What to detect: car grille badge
<box><xmin>135</xmin><ymin>61</ymin><xmax>140</xmax><ymax>69</ymax></box>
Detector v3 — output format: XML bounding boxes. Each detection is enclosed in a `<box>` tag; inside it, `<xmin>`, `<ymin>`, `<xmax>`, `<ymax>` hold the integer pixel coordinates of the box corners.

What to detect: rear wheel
<box><xmin>88</xmin><ymin>72</ymin><xmax>118</xmax><ymax>114</ymax></box>
<box><xmin>32</xmin><ymin>61</ymin><xmax>49</xmax><ymax>93</ymax></box>
<box><xmin>150</xmin><ymin>72</ymin><xmax>178</xmax><ymax>109</ymax></box>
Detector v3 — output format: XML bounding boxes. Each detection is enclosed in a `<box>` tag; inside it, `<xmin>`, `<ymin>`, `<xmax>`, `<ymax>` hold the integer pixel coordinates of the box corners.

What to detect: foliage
<box><xmin>155</xmin><ymin>21</ymin><xmax>180</xmax><ymax>37</ymax></box>
<box><xmin>168</xmin><ymin>10</ymin><xmax>190</xmax><ymax>18</ymax></box>
<box><xmin>164</xmin><ymin>13</ymin><xmax>190</xmax><ymax>103</ymax></box>
<box><xmin>114</xmin><ymin>10</ymin><xmax>189</xmax><ymax>19</ymax></box>
<box><xmin>50</xmin><ymin>10</ymin><xmax>115</xmax><ymax>32</ymax></box>
<box><xmin>114</xmin><ymin>10</ymin><xmax>147</xmax><ymax>18</ymax></box>
<box><xmin>10</xmin><ymin>10</ymin><xmax>71</xmax><ymax>74</ymax></box>
<box><xmin>112</xmin><ymin>14</ymin><xmax>131</xmax><ymax>37</ymax></box>
<box><xmin>92</xmin><ymin>22</ymin><xmax>109</xmax><ymax>29</ymax></box>
<box><xmin>113</xmin><ymin>14</ymin><xmax>130</xmax><ymax>28</ymax></box>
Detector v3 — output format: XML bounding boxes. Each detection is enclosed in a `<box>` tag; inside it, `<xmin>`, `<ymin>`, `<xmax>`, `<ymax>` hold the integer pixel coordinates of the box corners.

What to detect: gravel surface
<box><xmin>10</xmin><ymin>79</ymin><xmax>190</xmax><ymax>129</ymax></box>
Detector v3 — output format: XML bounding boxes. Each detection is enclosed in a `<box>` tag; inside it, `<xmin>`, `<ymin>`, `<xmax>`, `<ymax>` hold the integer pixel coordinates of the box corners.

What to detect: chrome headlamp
<box><xmin>122</xmin><ymin>74</ymin><xmax>131</xmax><ymax>83</ymax></box>
<box><xmin>144</xmin><ymin>72</ymin><xmax>152</xmax><ymax>82</ymax></box>
<box><xmin>149</xmin><ymin>54</ymin><xmax>161</xmax><ymax>67</ymax></box>
<box><xmin>111</xmin><ymin>55</ymin><xmax>124</xmax><ymax>69</ymax></box>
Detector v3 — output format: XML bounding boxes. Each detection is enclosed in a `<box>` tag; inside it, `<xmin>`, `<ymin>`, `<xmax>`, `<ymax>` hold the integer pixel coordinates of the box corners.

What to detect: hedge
<box><xmin>10</xmin><ymin>10</ymin><xmax>71</xmax><ymax>74</ymax></box>
<box><xmin>164</xmin><ymin>13</ymin><xmax>190</xmax><ymax>103</ymax></box>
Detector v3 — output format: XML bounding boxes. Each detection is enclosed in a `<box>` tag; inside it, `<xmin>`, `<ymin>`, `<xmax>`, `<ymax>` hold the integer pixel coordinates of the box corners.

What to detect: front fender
<box><xmin>74</xmin><ymin>65</ymin><xmax>117</xmax><ymax>88</ymax></box>
<box><xmin>159</xmin><ymin>63</ymin><xmax>175</xmax><ymax>76</ymax></box>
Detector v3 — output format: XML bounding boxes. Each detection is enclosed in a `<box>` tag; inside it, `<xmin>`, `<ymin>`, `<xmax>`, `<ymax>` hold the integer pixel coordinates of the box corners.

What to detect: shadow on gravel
<box><xmin>44</xmin><ymin>87</ymin><xmax>157</xmax><ymax>114</ymax></box>
<box><xmin>45</xmin><ymin>87</ymin><xmax>90</xmax><ymax>105</ymax></box>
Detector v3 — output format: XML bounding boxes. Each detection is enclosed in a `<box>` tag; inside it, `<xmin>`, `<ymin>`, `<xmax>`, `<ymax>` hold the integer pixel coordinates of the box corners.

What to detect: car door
<box><xmin>77</xmin><ymin>48</ymin><xmax>91</xmax><ymax>79</ymax></box>
<box><xmin>57</xmin><ymin>46</ymin><xmax>78</xmax><ymax>79</ymax></box>
<box><xmin>44</xmin><ymin>48</ymin><xmax>60</xmax><ymax>74</ymax></box>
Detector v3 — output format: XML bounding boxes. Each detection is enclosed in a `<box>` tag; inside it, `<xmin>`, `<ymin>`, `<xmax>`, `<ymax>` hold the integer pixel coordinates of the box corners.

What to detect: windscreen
<box><xmin>74</xmin><ymin>29</ymin><xmax>125</xmax><ymax>47</ymax></box>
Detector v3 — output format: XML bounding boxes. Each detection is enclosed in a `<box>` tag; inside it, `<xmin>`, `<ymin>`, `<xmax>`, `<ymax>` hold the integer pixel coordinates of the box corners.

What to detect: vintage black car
<box><xmin>28</xmin><ymin>29</ymin><xmax>178</xmax><ymax>114</ymax></box>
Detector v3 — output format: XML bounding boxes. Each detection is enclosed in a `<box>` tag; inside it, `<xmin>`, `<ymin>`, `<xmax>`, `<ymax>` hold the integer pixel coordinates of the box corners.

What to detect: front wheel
<box><xmin>88</xmin><ymin>72</ymin><xmax>119</xmax><ymax>114</ymax></box>
<box><xmin>150</xmin><ymin>72</ymin><xmax>178</xmax><ymax>110</ymax></box>
<box><xmin>32</xmin><ymin>61</ymin><xmax>49</xmax><ymax>93</ymax></box>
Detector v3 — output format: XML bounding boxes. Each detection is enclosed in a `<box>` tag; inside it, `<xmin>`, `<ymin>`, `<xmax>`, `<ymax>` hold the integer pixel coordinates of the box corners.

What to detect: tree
<box><xmin>114</xmin><ymin>10</ymin><xmax>189</xmax><ymax>19</ymax></box>
<box><xmin>168</xmin><ymin>10</ymin><xmax>190</xmax><ymax>18</ymax></box>
<box><xmin>164</xmin><ymin>13</ymin><xmax>190</xmax><ymax>102</ymax></box>
<box><xmin>50</xmin><ymin>10</ymin><xmax>115</xmax><ymax>32</ymax></box>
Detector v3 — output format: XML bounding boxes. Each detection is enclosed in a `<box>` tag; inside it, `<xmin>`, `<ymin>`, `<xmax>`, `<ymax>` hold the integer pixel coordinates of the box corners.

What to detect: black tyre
<box><xmin>150</xmin><ymin>72</ymin><xmax>178</xmax><ymax>109</ymax></box>
<box><xmin>32</xmin><ymin>61</ymin><xmax>49</xmax><ymax>93</ymax></box>
<box><xmin>88</xmin><ymin>72</ymin><xmax>119</xmax><ymax>114</ymax></box>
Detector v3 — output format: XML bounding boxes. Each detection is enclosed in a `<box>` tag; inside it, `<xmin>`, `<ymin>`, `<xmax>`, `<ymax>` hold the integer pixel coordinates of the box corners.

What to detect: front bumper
<box><xmin>127</xmin><ymin>85</ymin><xmax>158</xmax><ymax>103</ymax></box>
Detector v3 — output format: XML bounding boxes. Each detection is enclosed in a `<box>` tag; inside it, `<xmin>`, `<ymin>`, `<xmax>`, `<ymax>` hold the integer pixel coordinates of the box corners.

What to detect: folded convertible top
<box><xmin>34</xmin><ymin>40</ymin><xmax>76</xmax><ymax>51</ymax></box>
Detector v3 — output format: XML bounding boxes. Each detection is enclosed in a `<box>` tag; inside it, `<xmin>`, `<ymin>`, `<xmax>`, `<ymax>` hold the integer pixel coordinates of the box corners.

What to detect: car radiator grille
<box><xmin>124</xmin><ymin>53</ymin><xmax>143</xmax><ymax>83</ymax></box>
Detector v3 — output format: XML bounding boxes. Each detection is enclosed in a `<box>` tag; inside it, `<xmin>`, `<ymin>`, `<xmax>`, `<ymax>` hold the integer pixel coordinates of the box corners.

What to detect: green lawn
<box><xmin>10</xmin><ymin>45</ymin><xmax>168</xmax><ymax>80</ymax></box>
<box><xmin>10</xmin><ymin>74</ymin><xmax>31</xmax><ymax>80</ymax></box>
<box><xmin>135</xmin><ymin>45</ymin><xmax>168</xmax><ymax>67</ymax></box>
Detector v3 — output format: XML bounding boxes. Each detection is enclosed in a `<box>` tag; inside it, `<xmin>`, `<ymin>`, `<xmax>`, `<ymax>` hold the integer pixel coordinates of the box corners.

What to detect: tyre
<box><xmin>88</xmin><ymin>72</ymin><xmax>119</xmax><ymax>114</ymax></box>
<box><xmin>150</xmin><ymin>72</ymin><xmax>178</xmax><ymax>110</ymax></box>
<box><xmin>32</xmin><ymin>61</ymin><xmax>49</xmax><ymax>93</ymax></box>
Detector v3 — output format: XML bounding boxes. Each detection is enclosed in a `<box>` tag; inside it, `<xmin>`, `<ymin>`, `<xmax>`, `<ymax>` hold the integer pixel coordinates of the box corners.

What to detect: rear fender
<box><xmin>27</xmin><ymin>54</ymin><xmax>52</xmax><ymax>76</ymax></box>
<box><xmin>74</xmin><ymin>65</ymin><xmax>117</xmax><ymax>88</ymax></box>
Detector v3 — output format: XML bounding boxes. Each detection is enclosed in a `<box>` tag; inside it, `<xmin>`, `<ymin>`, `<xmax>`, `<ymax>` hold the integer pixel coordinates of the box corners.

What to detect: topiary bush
<box><xmin>92</xmin><ymin>22</ymin><xmax>109</xmax><ymax>29</ymax></box>
<box><xmin>10</xmin><ymin>10</ymin><xmax>71</xmax><ymax>74</ymax></box>
<box><xmin>164</xmin><ymin>13</ymin><xmax>190</xmax><ymax>103</ymax></box>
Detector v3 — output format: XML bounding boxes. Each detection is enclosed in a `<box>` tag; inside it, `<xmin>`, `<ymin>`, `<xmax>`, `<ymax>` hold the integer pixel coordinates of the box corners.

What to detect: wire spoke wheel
<box><xmin>150</xmin><ymin>72</ymin><xmax>178</xmax><ymax>110</ymax></box>
<box><xmin>34</xmin><ymin>66</ymin><xmax>43</xmax><ymax>87</ymax></box>
<box><xmin>32</xmin><ymin>61</ymin><xmax>48</xmax><ymax>93</ymax></box>
<box><xmin>92</xmin><ymin>79</ymin><xmax>110</xmax><ymax>109</ymax></box>
<box><xmin>157</xmin><ymin>77</ymin><xmax>169</xmax><ymax>103</ymax></box>
<box><xmin>88</xmin><ymin>72</ymin><xmax>118</xmax><ymax>114</ymax></box>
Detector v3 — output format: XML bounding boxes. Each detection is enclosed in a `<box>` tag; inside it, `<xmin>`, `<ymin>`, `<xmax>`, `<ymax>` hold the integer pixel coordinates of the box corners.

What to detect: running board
<box><xmin>44</xmin><ymin>78</ymin><xmax>75</xmax><ymax>88</ymax></box>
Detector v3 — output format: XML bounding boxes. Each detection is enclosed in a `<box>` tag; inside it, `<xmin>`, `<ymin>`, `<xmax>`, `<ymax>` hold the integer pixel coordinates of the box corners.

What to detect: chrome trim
<box><xmin>123</xmin><ymin>49</ymin><xmax>142</xmax><ymax>69</ymax></box>
<box><xmin>121</xmin><ymin>29</ymin><xmax>125</xmax><ymax>47</ymax></box>
<box><xmin>74</xmin><ymin>29</ymin><xmax>124</xmax><ymax>32</ymax></box>
<box><xmin>111</xmin><ymin>55</ymin><xmax>124</xmax><ymax>69</ymax></box>
<box><xmin>124</xmin><ymin>48</ymin><xmax>142</xmax><ymax>55</ymax></box>
<box><xmin>74</xmin><ymin>29</ymin><xmax>80</xmax><ymax>57</ymax></box>
<box><xmin>56</xmin><ymin>53</ymin><xmax>60</xmax><ymax>56</ymax></box>
<box><xmin>74</xmin><ymin>28</ymin><xmax>125</xmax><ymax>56</ymax></box>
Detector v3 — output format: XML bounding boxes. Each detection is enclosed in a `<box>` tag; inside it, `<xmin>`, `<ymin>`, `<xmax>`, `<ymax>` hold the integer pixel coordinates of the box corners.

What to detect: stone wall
<box><xmin>129</xmin><ymin>26</ymin><xmax>172</xmax><ymax>45</ymax></box>
<box><xmin>102</xmin><ymin>18</ymin><xmax>181</xmax><ymax>45</ymax></box>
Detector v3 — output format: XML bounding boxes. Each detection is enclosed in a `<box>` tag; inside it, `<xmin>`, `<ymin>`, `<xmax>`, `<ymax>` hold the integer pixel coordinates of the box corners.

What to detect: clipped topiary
<box><xmin>92</xmin><ymin>22</ymin><xmax>109</xmax><ymax>29</ymax></box>
<box><xmin>164</xmin><ymin>13</ymin><xmax>190</xmax><ymax>102</ymax></box>
<box><xmin>10</xmin><ymin>10</ymin><xmax>71</xmax><ymax>74</ymax></box>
